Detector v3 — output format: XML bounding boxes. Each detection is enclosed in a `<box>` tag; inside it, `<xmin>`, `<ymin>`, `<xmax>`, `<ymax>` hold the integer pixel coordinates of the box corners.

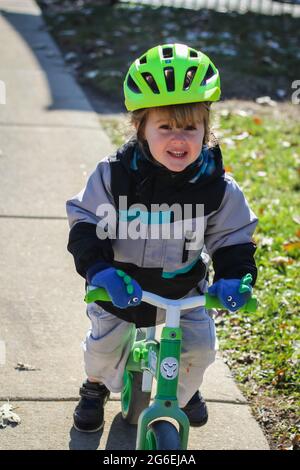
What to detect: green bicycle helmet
<box><xmin>124</xmin><ymin>43</ymin><xmax>221</xmax><ymax>111</ymax></box>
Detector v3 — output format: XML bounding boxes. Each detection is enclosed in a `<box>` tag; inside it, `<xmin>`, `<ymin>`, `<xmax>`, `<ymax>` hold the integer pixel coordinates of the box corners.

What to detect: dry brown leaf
<box><xmin>292</xmin><ymin>434</ymin><xmax>300</xmax><ymax>450</ymax></box>
<box><xmin>283</xmin><ymin>241</ymin><xmax>300</xmax><ymax>251</ymax></box>
<box><xmin>224</xmin><ymin>165</ymin><xmax>233</xmax><ymax>173</ymax></box>
<box><xmin>253</xmin><ymin>116</ymin><xmax>263</xmax><ymax>125</ymax></box>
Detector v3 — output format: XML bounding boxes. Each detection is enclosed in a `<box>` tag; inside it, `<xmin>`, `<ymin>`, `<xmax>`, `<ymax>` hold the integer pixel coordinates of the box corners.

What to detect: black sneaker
<box><xmin>181</xmin><ymin>391</ymin><xmax>208</xmax><ymax>427</ymax></box>
<box><xmin>73</xmin><ymin>381</ymin><xmax>110</xmax><ymax>433</ymax></box>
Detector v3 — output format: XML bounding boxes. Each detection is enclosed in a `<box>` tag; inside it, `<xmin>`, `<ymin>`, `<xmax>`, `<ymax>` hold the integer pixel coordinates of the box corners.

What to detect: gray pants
<box><xmin>83</xmin><ymin>300</ymin><xmax>218</xmax><ymax>408</ymax></box>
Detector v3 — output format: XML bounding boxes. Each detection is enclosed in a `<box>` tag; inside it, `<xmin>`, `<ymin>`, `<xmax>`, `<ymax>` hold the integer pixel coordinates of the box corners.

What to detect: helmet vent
<box><xmin>183</xmin><ymin>66</ymin><xmax>197</xmax><ymax>90</ymax></box>
<box><xmin>164</xmin><ymin>67</ymin><xmax>175</xmax><ymax>92</ymax></box>
<box><xmin>189</xmin><ymin>49</ymin><xmax>198</xmax><ymax>58</ymax></box>
<box><xmin>127</xmin><ymin>75</ymin><xmax>142</xmax><ymax>94</ymax></box>
<box><xmin>139</xmin><ymin>55</ymin><xmax>147</xmax><ymax>65</ymax></box>
<box><xmin>141</xmin><ymin>72</ymin><xmax>160</xmax><ymax>94</ymax></box>
<box><xmin>162</xmin><ymin>47</ymin><xmax>173</xmax><ymax>59</ymax></box>
<box><xmin>200</xmin><ymin>64</ymin><xmax>215</xmax><ymax>86</ymax></box>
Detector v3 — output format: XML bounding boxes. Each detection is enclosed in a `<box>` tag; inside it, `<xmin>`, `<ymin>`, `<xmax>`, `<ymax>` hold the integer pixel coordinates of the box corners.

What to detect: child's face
<box><xmin>143</xmin><ymin>109</ymin><xmax>205</xmax><ymax>172</ymax></box>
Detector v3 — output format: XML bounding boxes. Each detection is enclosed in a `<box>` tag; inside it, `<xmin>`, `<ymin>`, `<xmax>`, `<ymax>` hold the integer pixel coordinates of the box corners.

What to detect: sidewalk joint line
<box><xmin>0</xmin><ymin>122</ymin><xmax>100</xmax><ymax>131</ymax></box>
<box><xmin>0</xmin><ymin>397</ymin><xmax>249</xmax><ymax>405</ymax></box>
<box><xmin>0</xmin><ymin>214</ymin><xmax>67</xmax><ymax>220</ymax></box>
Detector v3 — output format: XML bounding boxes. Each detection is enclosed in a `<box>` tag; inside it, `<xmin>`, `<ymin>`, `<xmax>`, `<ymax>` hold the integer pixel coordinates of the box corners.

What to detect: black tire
<box><xmin>146</xmin><ymin>420</ymin><xmax>181</xmax><ymax>450</ymax></box>
<box><xmin>121</xmin><ymin>371</ymin><xmax>151</xmax><ymax>425</ymax></box>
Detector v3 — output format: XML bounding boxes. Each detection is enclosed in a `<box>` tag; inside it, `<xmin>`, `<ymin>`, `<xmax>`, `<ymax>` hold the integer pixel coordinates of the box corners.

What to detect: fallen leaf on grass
<box><xmin>64</xmin><ymin>51</ymin><xmax>78</xmax><ymax>62</ymax></box>
<box><xmin>292</xmin><ymin>216</ymin><xmax>300</xmax><ymax>225</ymax></box>
<box><xmin>260</xmin><ymin>237</ymin><xmax>273</xmax><ymax>247</ymax></box>
<box><xmin>58</xmin><ymin>29</ymin><xmax>76</xmax><ymax>37</ymax></box>
<box><xmin>270</xmin><ymin>256</ymin><xmax>294</xmax><ymax>266</ymax></box>
<box><xmin>278</xmin><ymin>441</ymin><xmax>294</xmax><ymax>451</ymax></box>
<box><xmin>94</xmin><ymin>39</ymin><xmax>107</xmax><ymax>47</ymax></box>
<box><xmin>220</xmin><ymin>109</ymin><xmax>230</xmax><ymax>118</ymax></box>
<box><xmin>255</xmin><ymin>96</ymin><xmax>277</xmax><ymax>107</ymax></box>
<box><xmin>84</xmin><ymin>70</ymin><xmax>99</xmax><ymax>79</ymax></box>
<box><xmin>235</xmin><ymin>109</ymin><xmax>252</xmax><ymax>117</ymax></box>
<box><xmin>222</xmin><ymin>137</ymin><xmax>235</xmax><ymax>148</ymax></box>
<box><xmin>82</xmin><ymin>8</ymin><xmax>93</xmax><ymax>16</ymax></box>
<box><xmin>232</xmin><ymin>131</ymin><xmax>250</xmax><ymax>141</ymax></box>
<box><xmin>0</xmin><ymin>402</ymin><xmax>21</xmax><ymax>428</ymax></box>
<box><xmin>253</xmin><ymin>116</ymin><xmax>263</xmax><ymax>125</ymax></box>
<box><xmin>236</xmin><ymin>353</ymin><xmax>256</xmax><ymax>365</ymax></box>
<box><xmin>292</xmin><ymin>434</ymin><xmax>300</xmax><ymax>450</ymax></box>
<box><xmin>266</xmin><ymin>40</ymin><xmax>280</xmax><ymax>50</ymax></box>
<box><xmin>272</xmin><ymin>369</ymin><xmax>286</xmax><ymax>385</ymax></box>
<box><xmin>283</xmin><ymin>241</ymin><xmax>300</xmax><ymax>251</ymax></box>
<box><xmin>224</xmin><ymin>165</ymin><xmax>233</xmax><ymax>173</ymax></box>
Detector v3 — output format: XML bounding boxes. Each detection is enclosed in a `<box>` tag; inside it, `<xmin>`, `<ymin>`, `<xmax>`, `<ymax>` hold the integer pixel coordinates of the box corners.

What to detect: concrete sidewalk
<box><xmin>0</xmin><ymin>0</ymin><xmax>269</xmax><ymax>450</ymax></box>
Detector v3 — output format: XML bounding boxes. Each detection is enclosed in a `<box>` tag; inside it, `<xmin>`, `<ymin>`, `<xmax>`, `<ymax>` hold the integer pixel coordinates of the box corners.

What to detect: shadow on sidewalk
<box><xmin>69</xmin><ymin>426</ymin><xmax>104</xmax><ymax>450</ymax></box>
<box><xmin>0</xmin><ymin>7</ymin><xmax>122</xmax><ymax>115</ymax></box>
<box><xmin>105</xmin><ymin>412</ymin><xmax>137</xmax><ymax>450</ymax></box>
<box><xmin>68</xmin><ymin>412</ymin><xmax>137</xmax><ymax>450</ymax></box>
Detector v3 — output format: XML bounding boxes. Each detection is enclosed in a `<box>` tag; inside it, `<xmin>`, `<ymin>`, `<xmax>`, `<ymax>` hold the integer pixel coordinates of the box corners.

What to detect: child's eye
<box><xmin>159</xmin><ymin>125</ymin><xmax>172</xmax><ymax>130</ymax></box>
<box><xmin>185</xmin><ymin>125</ymin><xmax>197</xmax><ymax>131</ymax></box>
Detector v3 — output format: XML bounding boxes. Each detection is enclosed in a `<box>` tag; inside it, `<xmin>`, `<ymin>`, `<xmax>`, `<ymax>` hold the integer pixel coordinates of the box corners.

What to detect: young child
<box><xmin>66</xmin><ymin>43</ymin><xmax>258</xmax><ymax>433</ymax></box>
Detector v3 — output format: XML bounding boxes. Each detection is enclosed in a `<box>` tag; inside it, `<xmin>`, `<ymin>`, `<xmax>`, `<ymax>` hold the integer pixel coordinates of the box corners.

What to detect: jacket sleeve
<box><xmin>66</xmin><ymin>159</ymin><xmax>116</xmax><ymax>278</ymax></box>
<box><xmin>204</xmin><ymin>175</ymin><xmax>258</xmax><ymax>285</ymax></box>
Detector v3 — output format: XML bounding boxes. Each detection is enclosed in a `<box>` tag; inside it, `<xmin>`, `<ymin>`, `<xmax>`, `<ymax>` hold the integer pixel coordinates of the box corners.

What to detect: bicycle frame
<box><xmin>85</xmin><ymin>285</ymin><xmax>257</xmax><ymax>450</ymax></box>
<box><xmin>129</xmin><ymin>292</ymin><xmax>207</xmax><ymax>449</ymax></box>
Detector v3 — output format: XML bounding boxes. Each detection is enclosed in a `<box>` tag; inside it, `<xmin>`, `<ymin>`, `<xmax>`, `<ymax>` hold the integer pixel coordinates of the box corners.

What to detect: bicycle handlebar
<box><xmin>84</xmin><ymin>286</ymin><xmax>258</xmax><ymax>313</ymax></box>
<box><xmin>204</xmin><ymin>292</ymin><xmax>257</xmax><ymax>312</ymax></box>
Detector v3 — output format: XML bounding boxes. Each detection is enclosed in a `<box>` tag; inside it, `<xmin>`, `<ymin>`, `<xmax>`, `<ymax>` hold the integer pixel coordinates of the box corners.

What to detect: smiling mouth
<box><xmin>167</xmin><ymin>151</ymin><xmax>188</xmax><ymax>158</ymax></box>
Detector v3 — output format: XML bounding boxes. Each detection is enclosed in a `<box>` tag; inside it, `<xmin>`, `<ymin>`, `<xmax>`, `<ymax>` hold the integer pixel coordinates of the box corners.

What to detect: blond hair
<box><xmin>130</xmin><ymin>102</ymin><xmax>217</xmax><ymax>148</ymax></box>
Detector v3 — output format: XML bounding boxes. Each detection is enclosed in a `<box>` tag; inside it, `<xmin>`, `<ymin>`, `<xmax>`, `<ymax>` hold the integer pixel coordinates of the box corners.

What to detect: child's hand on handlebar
<box><xmin>208</xmin><ymin>273</ymin><xmax>253</xmax><ymax>312</ymax></box>
<box><xmin>88</xmin><ymin>267</ymin><xmax>142</xmax><ymax>309</ymax></box>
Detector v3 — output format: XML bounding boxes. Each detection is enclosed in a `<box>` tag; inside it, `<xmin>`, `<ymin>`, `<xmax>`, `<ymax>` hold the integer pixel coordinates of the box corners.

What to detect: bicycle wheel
<box><xmin>145</xmin><ymin>420</ymin><xmax>181</xmax><ymax>450</ymax></box>
<box><xmin>121</xmin><ymin>370</ymin><xmax>151</xmax><ymax>425</ymax></box>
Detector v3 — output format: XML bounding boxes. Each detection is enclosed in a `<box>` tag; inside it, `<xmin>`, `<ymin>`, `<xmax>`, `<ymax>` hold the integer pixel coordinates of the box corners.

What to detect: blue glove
<box><xmin>89</xmin><ymin>267</ymin><xmax>142</xmax><ymax>309</ymax></box>
<box><xmin>208</xmin><ymin>273</ymin><xmax>253</xmax><ymax>312</ymax></box>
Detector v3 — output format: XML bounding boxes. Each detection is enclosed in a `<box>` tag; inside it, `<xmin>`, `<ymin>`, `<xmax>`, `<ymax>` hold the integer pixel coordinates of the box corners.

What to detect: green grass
<box><xmin>215</xmin><ymin>112</ymin><xmax>300</xmax><ymax>384</ymax></box>
<box><xmin>38</xmin><ymin>0</ymin><xmax>300</xmax><ymax>102</ymax></box>
<box><xmin>214</xmin><ymin>111</ymin><xmax>300</xmax><ymax>448</ymax></box>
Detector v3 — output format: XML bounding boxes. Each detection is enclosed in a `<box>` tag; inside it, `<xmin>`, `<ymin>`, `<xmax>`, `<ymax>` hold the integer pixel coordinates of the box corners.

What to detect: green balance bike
<box><xmin>85</xmin><ymin>275</ymin><xmax>257</xmax><ymax>450</ymax></box>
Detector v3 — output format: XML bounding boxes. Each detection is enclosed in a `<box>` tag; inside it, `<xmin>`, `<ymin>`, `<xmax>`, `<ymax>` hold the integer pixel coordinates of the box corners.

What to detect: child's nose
<box><xmin>170</xmin><ymin>129</ymin><xmax>186</xmax><ymax>142</ymax></box>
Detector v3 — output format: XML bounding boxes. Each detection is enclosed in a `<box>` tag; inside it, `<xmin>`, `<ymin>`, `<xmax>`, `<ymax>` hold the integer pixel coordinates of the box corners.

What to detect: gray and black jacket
<box><xmin>66</xmin><ymin>138</ymin><xmax>258</xmax><ymax>327</ymax></box>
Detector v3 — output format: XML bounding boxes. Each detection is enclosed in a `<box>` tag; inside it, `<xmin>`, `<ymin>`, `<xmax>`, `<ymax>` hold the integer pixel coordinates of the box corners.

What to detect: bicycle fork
<box><xmin>135</xmin><ymin>323</ymin><xmax>190</xmax><ymax>450</ymax></box>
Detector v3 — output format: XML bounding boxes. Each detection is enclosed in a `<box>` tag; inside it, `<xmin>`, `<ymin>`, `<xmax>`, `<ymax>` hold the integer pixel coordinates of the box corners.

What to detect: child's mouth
<box><xmin>167</xmin><ymin>151</ymin><xmax>188</xmax><ymax>159</ymax></box>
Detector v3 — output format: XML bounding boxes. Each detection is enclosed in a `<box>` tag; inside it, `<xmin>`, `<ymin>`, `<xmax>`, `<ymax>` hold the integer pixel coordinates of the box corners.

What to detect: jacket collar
<box><xmin>116</xmin><ymin>137</ymin><xmax>224</xmax><ymax>193</ymax></box>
